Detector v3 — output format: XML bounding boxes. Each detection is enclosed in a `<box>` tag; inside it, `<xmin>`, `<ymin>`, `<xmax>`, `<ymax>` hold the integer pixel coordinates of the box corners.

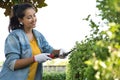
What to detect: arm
<box><xmin>14</xmin><ymin>54</ymin><xmax>52</xmax><ymax>69</ymax></box>
<box><xmin>36</xmin><ymin>31</ymin><xmax>65</xmax><ymax>58</ymax></box>
<box><xmin>14</xmin><ymin>57</ymin><xmax>34</xmax><ymax>70</ymax></box>
<box><xmin>5</xmin><ymin>34</ymin><xmax>35</xmax><ymax>70</ymax></box>
<box><xmin>6</xmin><ymin>53</ymin><xmax>35</xmax><ymax>71</ymax></box>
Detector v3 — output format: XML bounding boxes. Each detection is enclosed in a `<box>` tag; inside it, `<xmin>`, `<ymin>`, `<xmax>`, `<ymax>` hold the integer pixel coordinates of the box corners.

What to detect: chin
<box><xmin>32</xmin><ymin>25</ymin><xmax>36</xmax><ymax>28</ymax></box>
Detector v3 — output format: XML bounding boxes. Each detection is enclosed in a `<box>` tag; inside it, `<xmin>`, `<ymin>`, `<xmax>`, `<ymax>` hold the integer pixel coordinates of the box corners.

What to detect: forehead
<box><xmin>24</xmin><ymin>8</ymin><xmax>36</xmax><ymax>16</ymax></box>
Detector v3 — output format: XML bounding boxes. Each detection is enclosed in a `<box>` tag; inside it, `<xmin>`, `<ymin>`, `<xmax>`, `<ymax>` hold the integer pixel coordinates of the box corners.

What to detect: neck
<box><xmin>24</xmin><ymin>28</ymin><xmax>34</xmax><ymax>41</ymax></box>
<box><xmin>24</xmin><ymin>27</ymin><xmax>33</xmax><ymax>34</ymax></box>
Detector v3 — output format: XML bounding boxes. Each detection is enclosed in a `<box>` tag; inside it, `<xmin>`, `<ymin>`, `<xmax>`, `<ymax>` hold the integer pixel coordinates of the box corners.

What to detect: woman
<box><xmin>0</xmin><ymin>3</ymin><xmax>65</xmax><ymax>80</ymax></box>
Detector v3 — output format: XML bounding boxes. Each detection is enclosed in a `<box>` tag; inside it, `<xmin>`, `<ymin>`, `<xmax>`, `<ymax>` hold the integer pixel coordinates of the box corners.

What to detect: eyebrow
<box><xmin>25</xmin><ymin>13</ymin><xmax>36</xmax><ymax>18</ymax></box>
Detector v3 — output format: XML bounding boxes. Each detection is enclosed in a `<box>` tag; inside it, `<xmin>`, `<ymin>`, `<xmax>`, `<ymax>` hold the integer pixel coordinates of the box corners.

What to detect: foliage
<box><xmin>0</xmin><ymin>0</ymin><xmax>47</xmax><ymax>16</ymax></box>
<box><xmin>43</xmin><ymin>72</ymin><xmax>66</xmax><ymax>80</ymax></box>
<box><xmin>96</xmin><ymin>0</ymin><xmax>120</xmax><ymax>23</ymax></box>
<box><xmin>66</xmin><ymin>19</ymin><xmax>110</xmax><ymax>80</ymax></box>
<box><xmin>67</xmin><ymin>19</ymin><xmax>120</xmax><ymax>80</ymax></box>
<box><xmin>66</xmin><ymin>0</ymin><xmax>120</xmax><ymax>80</ymax></box>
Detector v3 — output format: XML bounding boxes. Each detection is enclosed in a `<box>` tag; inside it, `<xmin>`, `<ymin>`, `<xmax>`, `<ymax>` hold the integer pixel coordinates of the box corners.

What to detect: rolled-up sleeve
<box><xmin>4</xmin><ymin>34</ymin><xmax>21</xmax><ymax>71</ymax></box>
<box><xmin>6</xmin><ymin>54</ymin><xmax>20</xmax><ymax>71</ymax></box>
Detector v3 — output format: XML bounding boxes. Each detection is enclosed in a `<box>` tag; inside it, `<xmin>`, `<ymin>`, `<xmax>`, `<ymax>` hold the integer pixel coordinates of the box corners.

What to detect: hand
<box><xmin>59</xmin><ymin>49</ymin><xmax>67</xmax><ymax>58</ymax></box>
<box><xmin>34</xmin><ymin>53</ymin><xmax>52</xmax><ymax>63</ymax></box>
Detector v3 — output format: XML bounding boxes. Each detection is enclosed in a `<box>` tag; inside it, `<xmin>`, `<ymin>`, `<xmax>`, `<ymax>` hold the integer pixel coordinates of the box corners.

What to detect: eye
<box><xmin>33</xmin><ymin>14</ymin><xmax>36</xmax><ymax>17</ymax></box>
<box><xmin>27</xmin><ymin>16</ymin><xmax>32</xmax><ymax>19</ymax></box>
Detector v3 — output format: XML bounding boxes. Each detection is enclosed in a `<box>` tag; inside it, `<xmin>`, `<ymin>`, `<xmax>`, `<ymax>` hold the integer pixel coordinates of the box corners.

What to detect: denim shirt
<box><xmin>0</xmin><ymin>29</ymin><xmax>53</xmax><ymax>80</ymax></box>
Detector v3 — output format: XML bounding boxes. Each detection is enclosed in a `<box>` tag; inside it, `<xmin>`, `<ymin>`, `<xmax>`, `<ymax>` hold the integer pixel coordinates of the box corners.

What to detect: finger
<box><xmin>47</xmin><ymin>57</ymin><xmax>52</xmax><ymax>60</ymax></box>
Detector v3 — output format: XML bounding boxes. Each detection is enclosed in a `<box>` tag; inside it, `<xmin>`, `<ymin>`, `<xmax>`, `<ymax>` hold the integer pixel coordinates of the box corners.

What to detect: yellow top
<box><xmin>27</xmin><ymin>38</ymin><xmax>41</xmax><ymax>80</ymax></box>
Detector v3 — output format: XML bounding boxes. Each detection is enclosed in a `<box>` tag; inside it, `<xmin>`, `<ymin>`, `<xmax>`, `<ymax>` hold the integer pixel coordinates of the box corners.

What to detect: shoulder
<box><xmin>33</xmin><ymin>29</ymin><xmax>44</xmax><ymax>37</ymax></box>
<box><xmin>33</xmin><ymin>29</ymin><xmax>42</xmax><ymax>34</ymax></box>
<box><xmin>7</xmin><ymin>29</ymin><xmax>25</xmax><ymax>39</ymax></box>
<box><xmin>10</xmin><ymin>29</ymin><xmax>23</xmax><ymax>35</ymax></box>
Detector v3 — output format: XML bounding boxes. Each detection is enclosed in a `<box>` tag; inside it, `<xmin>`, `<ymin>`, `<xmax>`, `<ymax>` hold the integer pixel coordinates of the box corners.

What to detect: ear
<box><xmin>18</xmin><ymin>18</ymin><xmax>22</xmax><ymax>23</ymax></box>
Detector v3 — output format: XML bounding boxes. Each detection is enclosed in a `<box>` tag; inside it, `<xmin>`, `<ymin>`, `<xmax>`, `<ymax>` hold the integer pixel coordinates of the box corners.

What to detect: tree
<box><xmin>66</xmin><ymin>0</ymin><xmax>120</xmax><ymax>80</ymax></box>
<box><xmin>0</xmin><ymin>0</ymin><xmax>47</xmax><ymax>16</ymax></box>
<box><xmin>96</xmin><ymin>0</ymin><xmax>120</xmax><ymax>23</ymax></box>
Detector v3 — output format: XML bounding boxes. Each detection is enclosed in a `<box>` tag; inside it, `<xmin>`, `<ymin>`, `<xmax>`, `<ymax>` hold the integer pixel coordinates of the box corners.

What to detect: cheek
<box><xmin>24</xmin><ymin>21</ymin><xmax>29</xmax><ymax>24</ymax></box>
<box><xmin>35</xmin><ymin>18</ymin><xmax>37</xmax><ymax>22</ymax></box>
<box><xmin>23</xmin><ymin>21</ymin><xmax>29</xmax><ymax>26</ymax></box>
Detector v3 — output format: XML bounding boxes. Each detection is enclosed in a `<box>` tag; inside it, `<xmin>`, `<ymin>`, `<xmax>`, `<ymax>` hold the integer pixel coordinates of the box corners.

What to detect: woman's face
<box><xmin>19</xmin><ymin>8</ymin><xmax>37</xmax><ymax>30</ymax></box>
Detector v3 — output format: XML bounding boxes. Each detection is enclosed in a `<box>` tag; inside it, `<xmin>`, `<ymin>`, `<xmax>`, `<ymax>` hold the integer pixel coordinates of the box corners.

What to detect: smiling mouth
<box><xmin>31</xmin><ymin>23</ymin><xmax>36</xmax><ymax>25</ymax></box>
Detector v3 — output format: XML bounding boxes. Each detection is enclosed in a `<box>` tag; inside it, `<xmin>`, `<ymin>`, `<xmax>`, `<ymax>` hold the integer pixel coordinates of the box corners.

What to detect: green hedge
<box><xmin>43</xmin><ymin>72</ymin><xmax>66</xmax><ymax>80</ymax></box>
<box><xmin>66</xmin><ymin>1</ymin><xmax>120</xmax><ymax>79</ymax></box>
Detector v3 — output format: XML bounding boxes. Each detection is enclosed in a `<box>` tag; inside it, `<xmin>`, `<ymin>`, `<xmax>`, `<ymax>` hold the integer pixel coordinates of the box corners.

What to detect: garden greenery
<box><xmin>0</xmin><ymin>0</ymin><xmax>47</xmax><ymax>16</ymax></box>
<box><xmin>66</xmin><ymin>0</ymin><xmax>120</xmax><ymax>80</ymax></box>
<box><xmin>43</xmin><ymin>72</ymin><xmax>66</xmax><ymax>80</ymax></box>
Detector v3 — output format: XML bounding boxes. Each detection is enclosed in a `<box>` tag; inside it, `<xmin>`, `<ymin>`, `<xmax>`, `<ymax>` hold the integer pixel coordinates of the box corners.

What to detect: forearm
<box><xmin>14</xmin><ymin>57</ymin><xmax>34</xmax><ymax>70</ymax></box>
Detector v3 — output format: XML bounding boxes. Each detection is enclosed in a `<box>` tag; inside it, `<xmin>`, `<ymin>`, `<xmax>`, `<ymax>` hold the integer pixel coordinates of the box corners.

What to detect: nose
<box><xmin>32</xmin><ymin>16</ymin><xmax>37</xmax><ymax>22</ymax></box>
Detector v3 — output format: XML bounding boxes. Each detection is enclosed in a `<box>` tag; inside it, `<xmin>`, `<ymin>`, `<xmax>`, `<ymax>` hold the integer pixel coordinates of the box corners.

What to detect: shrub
<box><xmin>43</xmin><ymin>71</ymin><xmax>66</xmax><ymax>80</ymax></box>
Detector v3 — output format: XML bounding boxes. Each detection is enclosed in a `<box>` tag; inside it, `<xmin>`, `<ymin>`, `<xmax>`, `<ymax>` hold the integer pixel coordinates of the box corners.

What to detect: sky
<box><xmin>0</xmin><ymin>0</ymin><xmax>97</xmax><ymax>61</ymax></box>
